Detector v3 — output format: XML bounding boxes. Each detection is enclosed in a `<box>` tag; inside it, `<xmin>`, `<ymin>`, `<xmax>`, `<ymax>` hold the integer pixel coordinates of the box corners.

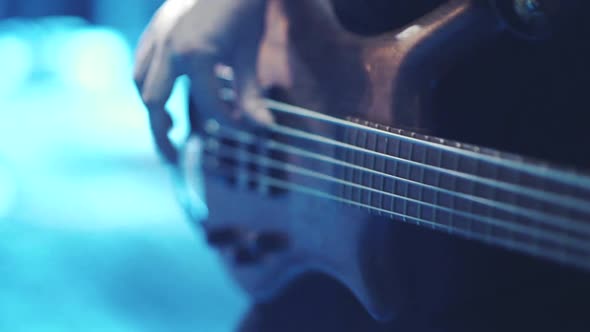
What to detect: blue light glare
<box><xmin>0</xmin><ymin>18</ymin><xmax>246</xmax><ymax>332</ymax></box>
<box><xmin>58</xmin><ymin>27</ymin><xmax>133</xmax><ymax>93</ymax></box>
<box><xmin>0</xmin><ymin>34</ymin><xmax>33</xmax><ymax>96</ymax></box>
<box><xmin>0</xmin><ymin>160</ymin><xmax>17</xmax><ymax>218</ymax></box>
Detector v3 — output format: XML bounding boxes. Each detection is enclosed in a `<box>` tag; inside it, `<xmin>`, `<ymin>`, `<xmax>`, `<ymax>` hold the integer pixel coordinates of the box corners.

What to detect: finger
<box><xmin>234</xmin><ymin>69</ymin><xmax>274</xmax><ymax>126</ymax></box>
<box><xmin>133</xmin><ymin>53</ymin><xmax>154</xmax><ymax>92</ymax></box>
<box><xmin>133</xmin><ymin>33</ymin><xmax>155</xmax><ymax>91</ymax></box>
<box><xmin>149</xmin><ymin>107</ymin><xmax>178</xmax><ymax>164</ymax></box>
<box><xmin>233</xmin><ymin>37</ymin><xmax>274</xmax><ymax>126</ymax></box>
<box><xmin>142</xmin><ymin>45</ymin><xmax>177</xmax><ymax>110</ymax></box>
<box><xmin>187</xmin><ymin>53</ymin><xmax>234</xmax><ymax>123</ymax></box>
<box><xmin>141</xmin><ymin>46</ymin><xmax>179</xmax><ymax>164</ymax></box>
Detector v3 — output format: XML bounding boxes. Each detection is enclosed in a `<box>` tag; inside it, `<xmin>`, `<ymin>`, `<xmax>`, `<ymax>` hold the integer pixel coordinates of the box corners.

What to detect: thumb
<box><xmin>233</xmin><ymin>31</ymin><xmax>274</xmax><ymax>127</ymax></box>
<box><xmin>148</xmin><ymin>107</ymin><xmax>178</xmax><ymax>164</ymax></box>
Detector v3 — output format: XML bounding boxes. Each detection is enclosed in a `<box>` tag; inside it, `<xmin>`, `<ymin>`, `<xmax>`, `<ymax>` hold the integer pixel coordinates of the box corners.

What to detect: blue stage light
<box><xmin>58</xmin><ymin>27</ymin><xmax>132</xmax><ymax>93</ymax></box>
<box><xmin>0</xmin><ymin>160</ymin><xmax>17</xmax><ymax>219</ymax></box>
<box><xmin>0</xmin><ymin>34</ymin><xmax>33</xmax><ymax>97</ymax></box>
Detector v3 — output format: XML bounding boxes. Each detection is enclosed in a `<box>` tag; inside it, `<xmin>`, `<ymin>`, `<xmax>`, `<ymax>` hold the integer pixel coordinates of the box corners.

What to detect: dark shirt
<box><xmin>331</xmin><ymin>0</ymin><xmax>446</xmax><ymax>35</ymax></box>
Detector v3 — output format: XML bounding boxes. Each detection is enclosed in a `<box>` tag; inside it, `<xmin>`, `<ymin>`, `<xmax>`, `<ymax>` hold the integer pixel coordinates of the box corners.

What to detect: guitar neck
<box><xmin>199</xmin><ymin>98</ymin><xmax>590</xmax><ymax>271</ymax></box>
<box><xmin>337</xmin><ymin>118</ymin><xmax>590</xmax><ymax>270</ymax></box>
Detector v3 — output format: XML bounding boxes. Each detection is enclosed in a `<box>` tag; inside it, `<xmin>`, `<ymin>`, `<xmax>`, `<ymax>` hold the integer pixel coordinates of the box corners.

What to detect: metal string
<box><xmin>264</xmin><ymin>98</ymin><xmax>590</xmax><ymax>190</ymax></box>
<box><xmin>262</xmin><ymin>121</ymin><xmax>590</xmax><ymax>216</ymax></box>
<box><xmin>207</xmin><ymin>75</ymin><xmax>590</xmax><ymax>269</ymax></box>
<box><xmin>199</xmin><ymin>153</ymin><xmax>590</xmax><ymax>271</ymax></box>
<box><xmin>215</xmin><ymin>79</ymin><xmax>590</xmax><ymax>207</ymax></box>
<box><xmin>206</xmin><ymin>143</ymin><xmax>590</xmax><ymax>250</ymax></box>
<box><xmin>217</xmin><ymin>89</ymin><xmax>590</xmax><ymax>214</ymax></box>
<box><xmin>207</xmin><ymin>125</ymin><xmax>590</xmax><ymax>235</ymax></box>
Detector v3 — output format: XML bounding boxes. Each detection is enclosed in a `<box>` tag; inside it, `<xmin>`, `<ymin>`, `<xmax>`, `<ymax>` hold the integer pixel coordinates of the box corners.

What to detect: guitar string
<box><xmin>261</xmin><ymin>122</ymin><xmax>590</xmax><ymax>215</ymax></box>
<box><xmin>208</xmin><ymin>126</ymin><xmax>590</xmax><ymax>235</ymax></box>
<box><xmin>198</xmin><ymin>156</ymin><xmax>590</xmax><ymax>270</ymax></box>
<box><xmin>217</xmin><ymin>88</ymin><xmax>590</xmax><ymax>214</ymax></box>
<box><xmin>216</xmin><ymin>69</ymin><xmax>590</xmax><ymax>190</ymax></box>
<box><xmin>209</xmin><ymin>74</ymin><xmax>590</xmax><ymax>268</ymax></box>
<box><xmin>204</xmin><ymin>143</ymin><xmax>590</xmax><ymax>250</ymax></box>
<box><xmin>264</xmin><ymin>98</ymin><xmax>590</xmax><ymax>190</ymax></box>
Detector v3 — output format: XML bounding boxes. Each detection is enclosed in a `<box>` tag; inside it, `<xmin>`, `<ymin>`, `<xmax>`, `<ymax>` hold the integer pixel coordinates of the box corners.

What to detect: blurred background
<box><xmin>0</xmin><ymin>1</ymin><xmax>248</xmax><ymax>331</ymax></box>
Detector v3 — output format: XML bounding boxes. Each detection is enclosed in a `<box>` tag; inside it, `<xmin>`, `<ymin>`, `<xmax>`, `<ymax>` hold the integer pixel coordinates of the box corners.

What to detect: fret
<box><xmin>416</xmin><ymin>143</ymin><xmax>428</xmax><ymax>227</ymax></box>
<box><xmin>465</xmin><ymin>158</ymin><xmax>479</xmax><ymax>233</ymax></box>
<box><xmin>485</xmin><ymin>160</ymin><xmax>499</xmax><ymax>243</ymax></box>
<box><xmin>382</xmin><ymin>136</ymin><xmax>397</xmax><ymax>218</ymax></box>
<box><xmin>447</xmin><ymin>152</ymin><xmax>460</xmax><ymax>234</ymax></box>
<box><xmin>513</xmin><ymin>169</ymin><xmax>538</xmax><ymax>255</ymax></box>
<box><xmin>402</xmin><ymin>139</ymin><xmax>414</xmax><ymax>223</ymax></box>
<box><xmin>433</xmin><ymin>148</ymin><xmax>443</xmax><ymax>226</ymax></box>
<box><xmin>558</xmin><ymin>182</ymin><xmax>575</xmax><ymax>261</ymax></box>
<box><xmin>343</xmin><ymin>127</ymin><xmax>358</xmax><ymax>203</ymax></box>
<box><xmin>484</xmin><ymin>166</ymin><xmax>515</xmax><ymax>246</ymax></box>
<box><xmin>389</xmin><ymin>135</ymin><xmax>402</xmax><ymax>220</ymax></box>
<box><xmin>374</xmin><ymin>128</ymin><xmax>389</xmax><ymax>216</ymax></box>
<box><xmin>340</xmin><ymin>127</ymin><xmax>350</xmax><ymax>200</ymax></box>
<box><xmin>336</xmin><ymin>128</ymin><xmax>344</xmax><ymax>199</ymax></box>
<box><xmin>449</xmin><ymin>153</ymin><xmax>474</xmax><ymax>234</ymax></box>
<box><xmin>502</xmin><ymin>166</ymin><xmax>521</xmax><ymax>247</ymax></box>
<box><xmin>364</xmin><ymin>129</ymin><xmax>378</xmax><ymax>208</ymax></box>
<box><xmin>531</xmin><ymin>176</ymin><xmax>549</xmax><ymax>254</ymax></box>
<box><xmin>266</xmin><ymin>131</ymin><xmax>289</xmax><ymax>196</ymax></box>
<box><xmin>472</xmin><ymin>150</ymin><xmax>498</xmax><ymax>242</ymax></box>
<box><xmin>355</xmin><ymin>129</ymin><xmax>368</xmax><ymax>209</ymax></box>
<box><xmin>381</xmin><ymin>136</ymin><xmax>390</xmax><ymax>215</ymax></box>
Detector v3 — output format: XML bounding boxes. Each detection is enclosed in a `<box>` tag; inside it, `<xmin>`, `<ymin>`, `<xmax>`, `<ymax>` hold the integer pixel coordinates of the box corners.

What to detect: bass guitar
<box><xmin>171</xmin><ymin>0</ymin><xmax>590</xmax><ymax>321</ymax></box>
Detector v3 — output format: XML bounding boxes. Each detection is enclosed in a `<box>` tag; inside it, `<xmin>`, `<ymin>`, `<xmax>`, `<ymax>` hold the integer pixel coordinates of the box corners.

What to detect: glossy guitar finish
<box><xmin>176</xmin><ymin>0</ymin><xmax>590</xmax><ymax>321</ymax></box>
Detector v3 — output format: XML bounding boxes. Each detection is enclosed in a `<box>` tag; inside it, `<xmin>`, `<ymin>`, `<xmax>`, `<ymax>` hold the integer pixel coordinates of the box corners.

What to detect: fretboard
<box><xmin>337</xmin><ymin>118</ymin><xmax>590</xmax><ymax>270</ymax></box>
<box><xmin>199</xmin><ymin>97</ymin><xmax>590</xmax><ymax>272</ymax></box>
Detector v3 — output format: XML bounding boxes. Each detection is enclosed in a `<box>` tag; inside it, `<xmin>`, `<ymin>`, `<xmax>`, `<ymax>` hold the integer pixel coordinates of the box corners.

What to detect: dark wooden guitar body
<box><xmin>175</xmin><ymin>0</ymin><xmax>590</xmax><ymax>324</ymax></box>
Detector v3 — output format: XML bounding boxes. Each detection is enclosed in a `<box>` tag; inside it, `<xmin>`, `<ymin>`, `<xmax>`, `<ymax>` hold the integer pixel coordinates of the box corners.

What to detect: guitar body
<box><xmin>178</xmin><ymin>0</ymin><xmax>590</xmax><ymax>323</ymax></box>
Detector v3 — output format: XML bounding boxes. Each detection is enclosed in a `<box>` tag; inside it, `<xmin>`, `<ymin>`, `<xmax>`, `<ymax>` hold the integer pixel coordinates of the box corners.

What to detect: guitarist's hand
<box><xmin>134</xmin><ymin>0</ymin><xmax>273</xmax><ymax>163</ymax></box>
